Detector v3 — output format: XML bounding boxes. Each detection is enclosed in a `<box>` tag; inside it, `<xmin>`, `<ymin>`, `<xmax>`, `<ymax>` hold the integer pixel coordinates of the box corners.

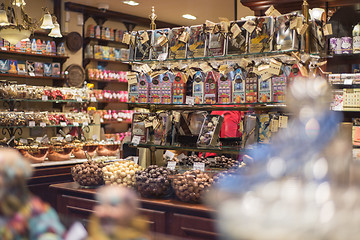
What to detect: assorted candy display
<box><xmin>91</xmin><ymin>90</ymin><xmax>128</xmax><ymax>102</ymax></box>
<box><xmin>87</xmin><ymin>68</ymin><xmax>128</xmax><ymax>82</ymax></box>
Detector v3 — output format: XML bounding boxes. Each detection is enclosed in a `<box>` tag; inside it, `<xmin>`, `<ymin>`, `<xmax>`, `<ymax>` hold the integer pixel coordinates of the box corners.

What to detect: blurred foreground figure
<box><xmin>88</xmin><ymin>185</ymin><xmax>149</xmax><ymax>240</ymax></box>
<box><xmin>209</xmin><ymin>77</ymin><xmax>360</xmax><ymax>240</ymax></box>
<box><xmin>0</xmin><ymin>148</ymin><xmax>65</xmax><ymax>240</ymax></box>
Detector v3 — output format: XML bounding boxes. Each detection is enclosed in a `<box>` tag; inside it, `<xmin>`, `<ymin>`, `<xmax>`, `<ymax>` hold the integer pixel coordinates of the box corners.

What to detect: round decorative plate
<box><xmin>66</xmin><ymin>32</ymin><xmax>83</xmax><ymax>52</ymax></box>
<box><xmin>65</xmin><ymin>64</ymin><xmax>85</xmax><ymax>87</ymax></box>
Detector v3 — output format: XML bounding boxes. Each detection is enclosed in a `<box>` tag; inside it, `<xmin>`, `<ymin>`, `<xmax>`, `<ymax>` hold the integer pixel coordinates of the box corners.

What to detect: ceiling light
<box><xmin>182</xmin><ymin>14</ymin><xmax>197</xmax><ymax>20</ymax></box>
<box><xmin>123</xmin><ymin>1</ymin><xmax>139</xmax><ymax>6</ymax></box>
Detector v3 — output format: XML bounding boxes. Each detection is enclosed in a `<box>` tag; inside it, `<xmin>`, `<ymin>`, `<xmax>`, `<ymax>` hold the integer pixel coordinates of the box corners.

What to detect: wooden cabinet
<box><xmin>50</xmin><ymin>182</ymin><xmax>218</xmax><ymax>239</ymax></box>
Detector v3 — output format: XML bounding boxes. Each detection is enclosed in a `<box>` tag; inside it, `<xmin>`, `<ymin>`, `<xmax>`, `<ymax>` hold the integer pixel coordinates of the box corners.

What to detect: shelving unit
<box><xmin>0</xmin><ymin>73</ymin><xmax>66</xmax><ymax>81</ymax></box>
<box><xmin>0</xmin><ymin>50</ymin><xmax>69</xmax><ymax>62</ymax></box>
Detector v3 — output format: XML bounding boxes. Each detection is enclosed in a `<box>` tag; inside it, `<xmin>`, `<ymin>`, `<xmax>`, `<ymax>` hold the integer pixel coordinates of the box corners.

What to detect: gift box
<box><xmin>218</xmin><ymin>73</ymin><xmax>232</xmax><ymax>104</ymax></box>
<box><xmin>258</xmin><ymin>114</ymin><xmax>272</xmax><ymax>143</ymax></box>
<box><xmin>188</xmin><ymin>25</ymin><xmax>207</xmax><ymax>58</ymax></box>
<box><xmin>128</xmin><ymin>74</ymin><xmax>139</xmax><ymax>103</ymax></box>
<box><xmin>35</xmin><ymin>62</ymin><xmax>44</xmax><ymax>76</ymax></box>
<box><xmin>258</xmin><ymin>77</ymin><xmax>272</xmax><ymax>103</ymax></box>
<box><xmin>192</xmin><ymin>71</ymin><xmax>206</xmax><ymax>104</ymax></box>
<box><xmin>227</xmin><ymin>20</ymin><xmax>248</xmax><ymax>55</ymax></box>
<box><xmin>204</xmin><ymin>71</ymin><xmax>219</xmax><ymax>104</ymax></box>
<box><xmin>249</xmin><ymin>16</ymin><xmax>274</xmax><ymax>53</ymax></box>
<box><xmin>172</xmin><ymin>72</ymin><xmax>187</xmax><ymax>104</ymax></box>
<box><xmin>44</xmin><ymin>63</ymin><xmax>52</xmax><ymax>77</ymax></box>
<box><xmin>197</xmin><ymin>115</ymin><xmax>224</xmax><ymax>147</ymax></box>
<box><xmin>152</xmin><ymin>28</ymin><xmax>169</xmax><ymax>60</ymax></box>
<box><xmin>168</xmin><ymin>27</ymin><xmax>189</xmax><ymax>59</ymax></box>
<box><xmin>154</xmin><ymin>112</ymin><xmax>172</xmax><ymax>145</ymax></box>
<box><xmin>245</xmin><ymin>71</ymin><xmax>258</xmax><ymax>103</ymax></box>
<box><xmin>274</xmin><ymin>13</ymin><xmax>299</xmax><ymax>51</ymax></box>
<box><xmin>138</xmin><ymin>73</ymin><xmax>151</xmax><ymax>103</ymax></box>
<box><xmin>131</xmin><ymin>113</ymin><xmax>149</xmax><ymax>143</ymax></box>
<box><xmin>135</xmin><ymin>30</ymin><xmax>153</xmax><ymax>60</ymax></box>
<box><xmin>8</xmin><ymin>60</ymin><xmax>17</xmax><ymax>74</ymax></box>
<box><xmin>17</xmin><ymin>61</ymin><xmax>26</xmax><ymax>75</ymax></box>
<box><xmin>150</xmin><ymin>75</ymin><xmax>161</xmax><ymax>104</ymax></box>
<box><xmin>26</xmin><ymin>61</ymin><xmax>35</xmax><ymax>76</ymax></box>
<box><xmin>207</xmin><ymin>32</ymin><xmax>226</xmax><ymax>56</ymax></box>
<box><xmin>52</xmin><ymin>63</ymin><xmax>60</xmax><ymax>77</ymax></box>
<box><xmin>272</xmin><ymin>65</ymin><xmax>291</xmax><ymax>103</ymax></box>
<box><xmin>231</xmin><ymin>68</ymin><xmax>246</xmax><ymax>103</ymax></box>
<box><xmin>160</xmin><ymin>71</ymin><xmax>174</xmax><ymax>104</ymax></box>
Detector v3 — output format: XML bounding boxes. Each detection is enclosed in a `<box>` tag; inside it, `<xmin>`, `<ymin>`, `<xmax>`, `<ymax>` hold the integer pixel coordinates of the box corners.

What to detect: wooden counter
<box><xmin>50</xmin><ymin>182</ymin><xmax>219</xmax><ymax>240</ymax></box>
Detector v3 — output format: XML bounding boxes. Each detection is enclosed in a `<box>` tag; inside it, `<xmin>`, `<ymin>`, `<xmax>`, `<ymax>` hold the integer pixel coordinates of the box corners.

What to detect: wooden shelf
<box><xmin>101</xmin><ymin>120</ymin><xmax>132</xmax><ymax>125</ymax></box>
<box><xmin>84</xmin><ymin>58</ymin><xmax>127</xmax><ymax>65</ymax></box>
<box><xmin>0</xmin><ymin>50</ymin><xmax>69</xmax><ymax>62</ymax></box>
<box><xmin>86</xmin><ymin>78</ymin><xmax>128</xmax><ymax>84</ymax></box>
<box><xmin>0</xmin><ymin>73</ymin><xmax>65</xmax><ymax>81</ymax></box>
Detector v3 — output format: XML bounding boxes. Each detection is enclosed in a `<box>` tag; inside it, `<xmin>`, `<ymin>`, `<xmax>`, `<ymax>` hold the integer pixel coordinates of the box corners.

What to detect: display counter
<box><xmin>50</xmin><ymin>182</ymin><xmax>218</xmax><ymax>240</ymax></box>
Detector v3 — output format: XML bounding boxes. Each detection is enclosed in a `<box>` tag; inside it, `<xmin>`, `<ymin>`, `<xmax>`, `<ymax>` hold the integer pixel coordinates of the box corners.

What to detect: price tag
<box><xmin>298</xmin><ymin>23</ymin><xmax>309</xmax><ymax>36</ymax></box>
<box><xmin>186</xmin><ymin>96</ymin><xmax>195</xmax><ymax>105</ymax></box>
<box><xmin>240</xmin><ymin>58</ymin><xmax>251</xmax><ymax>69</ymax></box>
<box><xmin>90</xmin><ymin>97</ymin><xmax>97</xmax><ymax>102</ymax></box>
<box><xmin>279</xmin><ymin>116</ymin><xmax>288</xmax><ymax>129</ymax></box>
<box><xmin>1</xmin><ymin>47</ymin><xmax>7</xmax><ymax>51</ymax></box>
<box><xmin>73</xmin><ymin>122</ymin><xmax>79</xmax><ymax>127</ymax></box>
<box><xmin>290</xmin><ymin>18</ymin><xmax>298</xmax><ymax>30</ymax></box>
<box><xmin>76</xmin><ymin>97</ymin><xmax>82</xmax><ymax>102</ymax></box>
<box><xmin>164</xmin><ymin>150</ymin><xmax>175</xmax><ymax>160</ymax></box>
<box><xmin>60</xmin><ymin>122</ymin><xmax>67</xmax><ymax>127</ymax></box>
<box><xmin>270</xmin><ymin>119</ymin><xmax>279</xmax><ymax>132</ymax></box>
<box><xmin>177</xmin><ymin>153</ymin><xmax>187</xmax><ymax>161</ymax></box>
<box><xmin>83</xmin><ymin>122</ymin><xmax>88</xmax><ymax>126</ymax></box>
<box><xmin>324</xmin><ymin>23</ymin><xmax>333</xmax><ymax>36</ymax></box>
<box><xmin>173</xmin><ymin>112</ymin><xmax>181</xmax><ymax>123</ymax></box>
<box><xmin>133</xmin><ymin>156</ymin><xmax>139</xmax><ymax>164</ymax></box>
<box><xmin>127</xmin><ymin>73</ymin><xmax>138</xmax><ymax>85</ymax></box>
<box><xmin>42</xmin><ymin>95</ymin><xmax>48</xmax><ymax>101</ymax></box>
<box><xmin>29</xmin><ymin>72</ymin><xmax>35</xmax><ymax>77</ymax></box>
<box><xmin>153</xmin><ymin>118</ymin><xmax>159</xmax><ymax>129</ymax></box>
<box><xmin>132</xmin><ymin>135</ymin><xmax>141</xmax><ymax>145</ymax></box>
<box><xmin>144</xmin><ymin>120</ymin><xmax>153</xmax><ymax>128</ymax></box>
<box><xmin>167</xmin><ymin>161</ymin><xmax>177</xmax><ymax>170</ymax></box>
<box><xmin>243</xmin><ymin>20</ymin><xmax>256</xmax><ymax>33</ymax></box>
<box><xmin>158</xmin><ymin>52</ymin><xmax>168</xmax><ymax>61</ymax></box>
<box><xmin>40</xmin><ymin>122</ymin><xmax>46</xmax><ymax>128</ymax></box>
<box><xmin>179</xmin><ymin>31</ymin><xmax>189</xmax><ymax>43</ymax></box>
<box><xmin>28</xmin><ymin>121</ymin><xmax>36</xmax><ymax>127</ymax></box>
<box><xmin>344</xmin><ymin>79</ymin><xmax>353</xmax><ymax>85</ymax></box>
<box><xmin>200</xmin><ymin>62</ymin><xmax>212</xmax><ymax>73</ymax></box>
<box><xmin>193</xmin><ymin>162</ymin><xmax>205</xmax><ymax>171</ymax></box>
<box><xmin>122</xmin><ymin>32</ymin><xmax>131</xmax><ymax>44</ymax></box>
<box><xmin>57</xmin><ymin>136</ymin><xmax>64</xmax><ymax>141</ymax></box>
<box><xmin>20</xmin><ymin>138</ymin><xmax>28</xmax><ymax>144</ymax></box>
<box><xmin>157</xmin><ymin>34</ymin><xmax>168</xmax><ymax>46</ymax></box>
<box><xmin>140</xmin><ymin>31</ymin><xmax>149</xmax><ymax>44</ymax></box>
<box><xmin>140</xmin><ymin>64</ymin><xmax>152</xmax><ymax>74</ymax></box>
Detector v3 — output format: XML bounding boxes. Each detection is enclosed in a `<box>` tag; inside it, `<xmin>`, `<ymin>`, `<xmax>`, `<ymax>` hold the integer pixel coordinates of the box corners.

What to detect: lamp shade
<box><xmin>0</xmin><ymin>28</ymin><xmax>31</xmax><ymax>45</ymax></box>
<box><xmin>48</xmin><ymin>23</ymin><xmax>62</xmax><ymax>38</ymax></box>
<box><xmin>0</xmin><ymin>10</ymin><xmax>9</xmax><ymax>26</ymax></box>
<box><xmin>40</xmin><ymin>13</ymin><xmax>54</xmax><ymax>29</ymax></box>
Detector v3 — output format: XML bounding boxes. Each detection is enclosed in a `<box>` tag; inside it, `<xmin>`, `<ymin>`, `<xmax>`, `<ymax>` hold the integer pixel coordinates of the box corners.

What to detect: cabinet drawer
<box><xmin>171</xmin><ymin>213</ymin><xmax>218</xmax><ymax>240</ymax></box>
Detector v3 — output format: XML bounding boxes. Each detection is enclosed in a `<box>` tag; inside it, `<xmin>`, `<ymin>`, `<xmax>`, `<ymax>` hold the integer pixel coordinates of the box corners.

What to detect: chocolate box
<box><xmin>44</xmin><ymin>63</ymin><xmax>52</xmax><ymax>77</ymax></box>
<box><xmin>204</xmin><ymin>71</ymin><xmax>219</xmax><ymax>104</ymax></box>
<box><xmin>207</xmin><ymin>32</ymin><xmax>226</xmax><ymax>56</ymax></box>
<box><xmin>272</xmin><ymin>65</ymin><xmax>291</xmax><ymax>103</ymax></box>
<box><xmin>227</xmin><ymin>20</ymin><xmax>248</xmax><ymax>55</ymax></box>
<box><xmin>192</xmin><ymin>71</ymin><xmax>206</xmax><ymax>104</ymax></box>
<box><xmin>17</xmin><ymin>61</ymin><xmax>26</xmax><ymax>75</ymax></box>
<box><xmin>26</xmin><ymin>61</ymin><xmax>35</xmax><ymax>76</ymax></box>
<box><xmin>231</xmin><ymin>68</ymin><xmax>246</xmax><ymax>103</ymax></box>
<box><xmin>187</xmin><ymin>25</ymin><xmax>207</xmax><ymax>58</ymax></box>
<box><xmin>160</xmin><ymin>71</ymin><xmax>174</xmax><ymax>104</ymax></box>
<box><xmin>138</xmin><ymin>73</ymin><xmax>151</xmax><ymax>103</ymax></box>
<box><xmin>128</xmin><ymin>74</ymin><xmax>139</xmax><ymax>103</ymax></box>
<box><xmin>135</xmin><ymin>30</ymin><xmax>153</xmax><ymax>60</ymax></box>
<box><xmin>249</xmin><ymin>16</ymin><xmax>274</xmax><ymax>53</ymax></box>
<box><xmin>8</xmin><ymin>60</ymin><xmax>17</xmax><ymax>74</ymax></box>
<box><xmin>258</xmin><ymin>77</ymin><xmax>272</xmax><ymax>103</ymax></box>
<box><xmin>152</xmin><ymin>28</ymin><xmax>169</xmax><ymax>60</ymax></box>
<box><xmin>218</xmin><ymin>73</ymin><xmax>232</xmax><ymax>104</ymax></box>
<box><xmin>51</xmin><ymin>63</ymin><xmax>60</xmax><ymax>77</ymax></box>
<box><xmin>35</xmin><ymin>62</ymin><xmax>44</xmax><ymax>76</ymax></box>
<box><xmin>172</xmin><ymin>72</ymin><xmax>187</xmax><ymax>104</ymax></box>
<box><xmin>245</xmin><ymin>71</ymin><xmax>258</xmax><ymax>103</ymax></box>
<box><xmin>168</xmin><ymin>27</ymin><xmax>189</xmax><ymax>59</ymax></box>
<box><xmin>131</xmin><ymin>113</ymin><xmax>149</xmax><ymax>143</ymax></box>
<box><xmin>274</xmin><ymin>13</ymin><xmax>299</xmax><ymax>51</ymax></box>
<box><xmin>150</xmin><ymin>75</ymin><xmax>161</xmax><ymax>104</ymax></box>
<box><xmin>197</xmin><ymin>115</ymin><xmax>224</xmax><ymax>147</ymax></box>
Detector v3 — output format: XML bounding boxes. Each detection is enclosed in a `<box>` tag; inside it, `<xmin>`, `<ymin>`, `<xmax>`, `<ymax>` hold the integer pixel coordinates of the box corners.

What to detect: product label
<box><xmin>193</xmin><ymin>162</ymin><xmax>205</xmax><ymax>171</ymax></box>
<box><xmin>354</xmin><ymin>36</ymin><xmax>360</xmax><ymax>53</ymax></box>
<box><xmin>42</xmin><ymin>95</ymin><xmax>48</xmax><ymax>101</ymax></box>
<box><xmin>132</xmin><ymin>136</ymin><xmax>141</xmax><ymax>145</ymax></box>
<box><xmin>164</xmin><ymin>150</ymin><xmax>175</xmax><ymax>160</ymax></box>
<box><xmin>40</xmin><ymin>122</ymin><xmax>46</xmax><ymax>128</ymax></box>
<box><xmin>28</xmin><ymin>121</ymin><xmax>36</xmax><ymax>127</ymax></box>
<box><xmin>167</xmin><ymin>161</ymin><xmax>177</xmax><ymax>170</ymax></box>
<box><xmin>60</xmin><ymin>122</ymin><xmax>67</xmax><ymax>127</ymax></box>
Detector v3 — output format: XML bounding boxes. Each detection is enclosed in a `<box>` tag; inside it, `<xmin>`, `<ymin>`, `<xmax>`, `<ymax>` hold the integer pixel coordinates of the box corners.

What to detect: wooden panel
<box><xmin>138</xmin><ymin>208</ymin><xmax>167</xmax><ymax>234</ymax></box>
<box><xmin>171</xmin><ymin>213</ymin><xmax>218</xmax><ymax>240</ymax></box>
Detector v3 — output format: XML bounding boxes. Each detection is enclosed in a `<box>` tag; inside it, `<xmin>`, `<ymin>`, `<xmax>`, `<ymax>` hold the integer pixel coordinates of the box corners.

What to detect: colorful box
<box><xmin>249</xmin><ymin>16</ymin><xmax>274</xmax><ymax>53</ymax></box>
<box><xmin>128</xmin><ymin>74</ymin><xmax>139</xmax><ymax>103</ymax></box>
<box><xmin>44</xmin><ymin>63</ymin><xmax>52</xmax><ymax>76</ymax></box>
<box><xmin>204</xmin><ymin>71</ymin><xmax>219</xmax><ymax>104</ymax></box>
<box><xmin>231</xmin><ymin>68</ymin><xmax>246</xmax><ymax>103</ymax></box>
<box><xmin>94</xmin><ymin>45</ymin><xmax>102</xmax><ymax>59</ymax></box>
<box><xmin>227</xmin><ymin>20</ymin><xmax>248</xmax><ymax>55</ymax></box>
<box><xmin>188</xmin><ymin>25</ymin><xmax>207</xmax><ymax>58</ymax></box>
<box><xmin>138</xmin><ymin>73</ymin><xmax>151</xmax><ymax>103</ymax></box>
<box><xmin>218</xmin><ymin>73</ymin><xmax>232</xmax><ymax>104</ymax></box>
<box><xmin>26</xmin><ymin>61</ymin><xmax>35</xmax><ymax>75</ymax></box>
<box><xmin>17</xmin><ymin>61</ymin><xmax>26</xmax><ymax>75</ymax></box>
<box><xmin>35</xmin><ymin>62</ymin><xmax>44</xmax><ymax>76</ymax></box>
<box><xmin>160</xmin><ymin>71</ymin><xmax>174</xmax><ymax>104</ymax></box>
<box><xmin>168</xmin><ymin>27</ymin><xmax>189</xmax><ymax>59</ymax></box>
<box><xmin>135</xmin><ymin>30</ymin><xmax>153</xmax><ymax>60</ymax></box>
<box><xmin>150</xmin><ymin>75</ymin><xmax>161</xmax><ymax>104</ymax></box>
<box><xmin>245</xmin><ymin>71</ymin><xmax>258</xmax><ymax>103</ymax></box>
<box><xmin>207</xmin><ymin>32</ymin><xmax>226</xmax><ymax>56</ymax></box>
<box><xmin>173</xmin><ymin>72</ymin><xmax>186</xmax><ymax>104</ymax></box>
<box><xmin>258</xmin><ymin>114</ymin><xmax>272</xmax><ymax>143</ymax></box>
<box><xmin>131</xmin><ymin>113</ymin><xmax>148</xmax><ymax>143</ymax></box>
<box><xmin>258</xmin><ymin>78</ymin><xmax>272</xmax><ymax>103</ymax></box>
<box><xmin>152</xmin><ymin>28</ymin><xmax>169</xmax><ymax>60</ymax></box>
<box><xmin>272</xmin><ymin>65</ymin><xmax>291</xmax><ymax>102</ymax></box>
<box><xmin>51</xmin><ymin>63</ymin><xmax>60</xmax><ymax>77</ymax></box>
<box><xmin>192</xmin><ymin>71</ymin><xmax>206</xmax><ymax>104</ymax></box>
<box><xmin>8</xmin><ymin>60</ymin><xmax>17</xmax><ymax>74</ymax></box>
